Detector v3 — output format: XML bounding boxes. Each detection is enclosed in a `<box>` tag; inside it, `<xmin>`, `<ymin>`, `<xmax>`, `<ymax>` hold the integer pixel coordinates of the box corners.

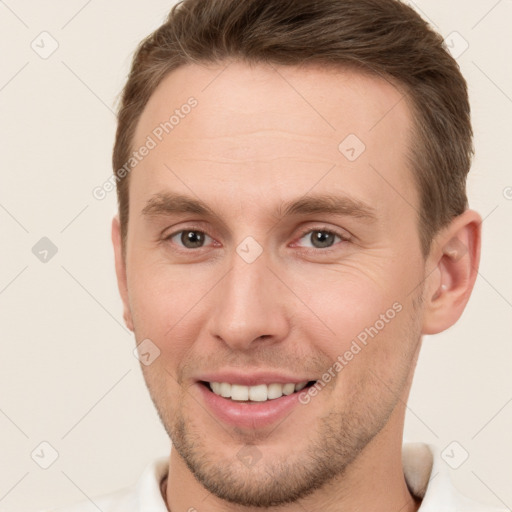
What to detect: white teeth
<box><xmin>294</xmin><ymin>381</ymin><xmax>308</xmax><ymax>391</ymax></box>
<box><xmin>249</xmin><ymin>384</ymin><xmax>267</xmax><ymax>402</ymax></box>
<box><xmin>231</xmin><ymin>384</ymin><xmax>249</xmax><ymax>401</ymax></box>
<box><xmin>219</xmin><ymin>382</ymin><xmax>231</xmax><ymax>398</ymax></box>
<box><xmin>282</xmin><ymin>383</ymin><xmax>296</xmax><ymax>395</ymax></box>
<box><xmin>267</xmin><ymin>383</ymin><xmax>284</xmax><ymax>400</ymax></box>
<box><xmin>208</xmin><ymin>381</ymin><xmax>311</xmax><ymax>401</ymax></box>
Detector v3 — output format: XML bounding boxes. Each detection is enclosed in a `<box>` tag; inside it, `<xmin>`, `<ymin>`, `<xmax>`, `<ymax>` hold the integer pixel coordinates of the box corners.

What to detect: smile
<box><xmin>205</xmin><ymin>381</ymin><xmax>315</xmax><ymax>402</ymax></box>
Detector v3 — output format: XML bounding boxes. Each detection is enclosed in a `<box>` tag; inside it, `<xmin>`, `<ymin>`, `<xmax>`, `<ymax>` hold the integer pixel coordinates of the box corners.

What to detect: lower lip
<box><xmin>197</xmin><ymin>382</ymin><xmax>311</xmax><ymax>430</ymax></box>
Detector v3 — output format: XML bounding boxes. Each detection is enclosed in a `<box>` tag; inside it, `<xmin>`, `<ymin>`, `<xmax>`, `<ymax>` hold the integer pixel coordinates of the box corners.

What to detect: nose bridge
<box><xmin>208</xmin><ymin>248</ymin><xmax>288</xmax><ymax>349</ymax></box>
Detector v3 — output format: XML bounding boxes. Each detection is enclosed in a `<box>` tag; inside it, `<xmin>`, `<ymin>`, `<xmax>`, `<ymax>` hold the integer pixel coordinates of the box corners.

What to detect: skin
<box><xmin>112</xmin><ymin>61</ymin><xmax>481</xmax><ymax>512</ymax></box>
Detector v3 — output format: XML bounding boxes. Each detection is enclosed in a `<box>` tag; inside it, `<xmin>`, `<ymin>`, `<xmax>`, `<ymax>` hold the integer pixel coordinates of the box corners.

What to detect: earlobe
<box><xmin>112</xmin><ymin>215</ymin><xmax>134</xmax><ymax>332</ymax></box>
<box><xmin>422</xmin><ymin>210</ymin><xmax>481</xmax><ymax>335</ymax></box>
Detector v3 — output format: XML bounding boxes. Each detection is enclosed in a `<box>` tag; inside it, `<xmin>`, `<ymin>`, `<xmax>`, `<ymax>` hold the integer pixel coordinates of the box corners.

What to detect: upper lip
<box><xmin>196</xmin><ymin>371</ymin><xmax>316</xmax><ymax>387</ymax></box>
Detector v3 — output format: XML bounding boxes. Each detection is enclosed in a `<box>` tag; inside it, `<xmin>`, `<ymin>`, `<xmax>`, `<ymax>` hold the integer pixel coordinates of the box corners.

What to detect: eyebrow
<box><xmin>141</xmin><ymin>192</ymin><xmax>376</xmax><ymax>222</ymax></box>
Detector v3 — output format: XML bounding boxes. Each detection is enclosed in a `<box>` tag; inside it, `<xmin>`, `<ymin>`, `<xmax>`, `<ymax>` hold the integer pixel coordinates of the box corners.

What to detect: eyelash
<box><xmin>162</xmin><ymin>224</ymin><xmax>350</xmax><ymax>253</ymax></box>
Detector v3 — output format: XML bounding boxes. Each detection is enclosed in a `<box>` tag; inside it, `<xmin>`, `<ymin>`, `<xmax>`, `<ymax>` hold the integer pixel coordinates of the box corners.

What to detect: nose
<box><xmin>207</xmin><ymin>251</ymin><xmax>290</xmax><ymax>351</ymax></box>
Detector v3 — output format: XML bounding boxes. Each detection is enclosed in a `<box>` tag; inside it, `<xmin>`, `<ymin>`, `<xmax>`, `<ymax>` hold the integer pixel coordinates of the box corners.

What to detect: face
<box><xmin>118</xmin><ymin>62</ymin><xmax>428</xmax><ymax>507</ymax></box>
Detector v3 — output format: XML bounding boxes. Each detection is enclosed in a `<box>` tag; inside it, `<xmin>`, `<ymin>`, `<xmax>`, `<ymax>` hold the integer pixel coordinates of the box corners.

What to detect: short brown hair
<box><xmin>113</xmin><ymin>0</ymin><xmax>472</xmax><ymax>256</ymax></box>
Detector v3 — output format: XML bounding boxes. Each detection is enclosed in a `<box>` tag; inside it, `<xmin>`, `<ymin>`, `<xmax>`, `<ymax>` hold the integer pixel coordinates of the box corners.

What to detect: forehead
<box><xmin>130</xmin><ymin>61</ymin><xmax>417</xmax><ymax>222</ymax></box>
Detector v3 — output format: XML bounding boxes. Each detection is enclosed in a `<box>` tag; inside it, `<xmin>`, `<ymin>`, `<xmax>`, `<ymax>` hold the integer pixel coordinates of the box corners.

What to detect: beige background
<box><xmin>0</xmin><ymin>1</ymin><xmax>511</xmax><ymax>511</ymax></box>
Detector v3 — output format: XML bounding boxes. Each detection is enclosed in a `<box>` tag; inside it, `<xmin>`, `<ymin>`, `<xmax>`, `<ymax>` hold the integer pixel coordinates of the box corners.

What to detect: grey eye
<box><xmin>300</xmin><ymin>230</ymin><xmax>340</xmax><ymax>249</ymax></box>
<box><xmin>171</xmin><ymin>230</ymin><xmax>212</xmax><ymax>249</ymax></box>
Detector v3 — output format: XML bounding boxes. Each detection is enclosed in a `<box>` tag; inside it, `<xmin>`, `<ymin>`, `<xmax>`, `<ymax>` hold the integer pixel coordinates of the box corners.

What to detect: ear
<box><xmin>421</xmin><ymin>209</ymin><xmax>481</xmax><ymax>335</ymax></box>
<box><xmin>112</xmin><ymin>215</ymin><xmax>134</xmax><ymax>332</ymax></box>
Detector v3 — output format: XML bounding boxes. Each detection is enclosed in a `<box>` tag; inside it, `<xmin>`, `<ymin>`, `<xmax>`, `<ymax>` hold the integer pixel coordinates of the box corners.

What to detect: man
<box><xmin>47</xmin><ymin>0</ymin><xmax>506</xmax><ymax>510</ymax></box>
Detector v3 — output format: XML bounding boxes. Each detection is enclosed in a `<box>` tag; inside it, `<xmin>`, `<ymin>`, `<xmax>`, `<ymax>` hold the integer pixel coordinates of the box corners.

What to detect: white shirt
<box><xmin>42</xmin><ymin>443</ymin><xmax>506</xmax><ymax>512</ymax></box>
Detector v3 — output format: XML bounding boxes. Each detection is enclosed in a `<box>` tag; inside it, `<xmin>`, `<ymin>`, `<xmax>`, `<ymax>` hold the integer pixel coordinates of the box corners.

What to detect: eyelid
<box><xmin>162</xmin><ymin>221</ymin><xmax>212</xmax><ymax>239</ymax></box>
<box><xmin>295</xmin><ymin>224</ymin><xmax>351</xmax><ymax>241</ymax></box>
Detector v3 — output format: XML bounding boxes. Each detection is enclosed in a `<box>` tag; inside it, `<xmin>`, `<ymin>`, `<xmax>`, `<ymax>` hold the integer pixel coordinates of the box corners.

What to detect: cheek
<box><xmin>291</xmin><ymin>269</ymin><xmax>396</xmax><ymax>337</ymax></box>
<box><xmin>129</xmin><ymin>256</ymin><xmax>191</xmax><ymax>322</ymax></box>
<box><xmin>126</xmin><ymin>259</ymin><xmax>214</xmax><ymax>359</ymax></box>
<box><xmin>291</xmin><ymin>261</ymin><xmax>418</xmax><ymax>368</ymax></box>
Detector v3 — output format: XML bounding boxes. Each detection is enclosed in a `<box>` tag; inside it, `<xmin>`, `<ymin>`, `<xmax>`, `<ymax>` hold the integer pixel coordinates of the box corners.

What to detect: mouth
<box><xmin>196</xmin><ymin>378</ymin><xmax>319</xmax><ymax>429</ymax></box>
<box><xmin>199</xmin><ymin>380</ymin><xmax>317</xmax><ymax>403</ymax></box>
